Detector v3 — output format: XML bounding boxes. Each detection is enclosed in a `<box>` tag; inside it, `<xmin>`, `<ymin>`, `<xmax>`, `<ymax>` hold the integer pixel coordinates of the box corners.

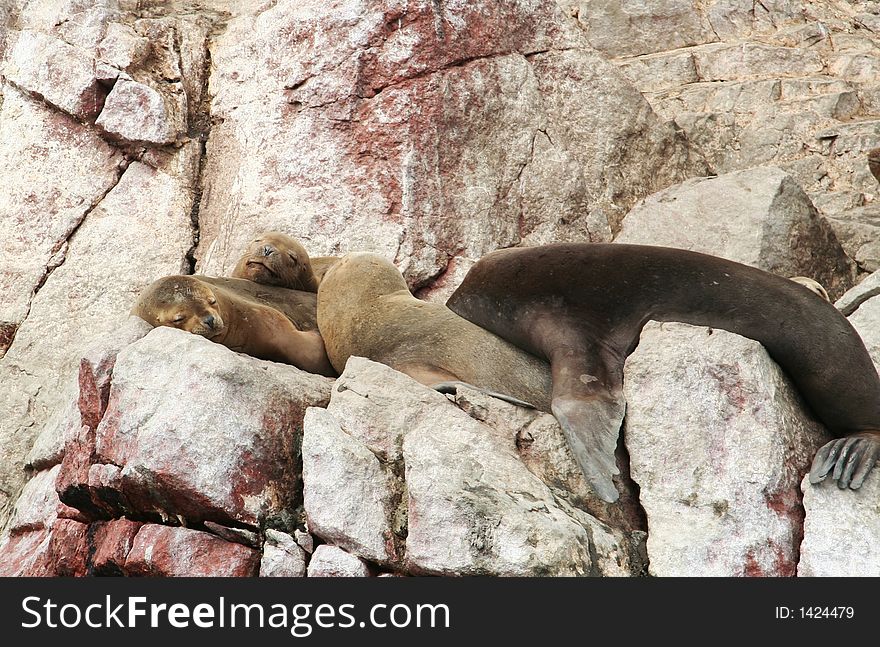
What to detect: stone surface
<box><xmin>3</xmin><ymin>29</ymin><xmax>106</xmax><ymax>119</ymax></box>
<box><xmin>616</xmin><ymin>166</ymin><xmax>854</xmax><ymax>297</ymax></box>
<box><xmin>96</xmin><ymin>79</ymin><xmax>184</xmax><ymax>145</ymax></box>
<box><xmin>307</xmin><ymin>545</ymin><xmax>372</xmax><ymax>578</ymax></box>
<box><xmin>0</xmin><ymin>88</ymin><xmax>123</xmax><ymax>342</ymax></box>
<box><xmin>0</xmin><ymin>158</ymin><xmax>195</xmax><ymax>526</ymax></box>
<box><xmin>195</xmin><ymin>0</ymin><xmax>703</xmax><ymax>301</ymax></box>
<box><xmin>303</xmin><ymin>357</ymin><xmax>635</xmax><ymax>577</ymax></box>
<box><xmin>91</xmin><ymin>518</ymin><xmax>144</xmax><ymax>576</ymax></box>
<box><xmin>260</xmin><ymin>529</ymin><xmax>308</xmax><ymax>577</ymax></box>
<box><xmin>836</xmin><ymin>269</ymin><xmax>880</xmax><ymax>315</ymax></box>
<box><xmin>623</xmin><ymin>322</ymin><xmax>831</xmax><ymax>576</ymax></box>
<box><xmin>85</xmin><ymin>327</ymin><xmax>331</xmax><ymax>527</ymax></box>
<box><xmin>798</xmin><ymin>472</ymin><xmax>880</xmax><ymax>576</ymax></box>
<box><xmin>124</xmin><ymin>524</ymin><xmax>260</xmax><ymax>577</ymax></box>
<box><xmin>302</xmin><ymin>407</ymin><xmax>399</xmax><ymax>565</ymax></box>
<box><xmin>847</xmin><ymin>294</ymin><xmax>880</xmax><ymax>367</ymax></box>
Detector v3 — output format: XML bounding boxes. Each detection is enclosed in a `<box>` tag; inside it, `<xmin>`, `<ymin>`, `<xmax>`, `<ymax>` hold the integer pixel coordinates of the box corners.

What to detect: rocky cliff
<box><xmin>0</xmin><ymin>0</ymin><xmax>878</xmax><ymax>577</ymax></box>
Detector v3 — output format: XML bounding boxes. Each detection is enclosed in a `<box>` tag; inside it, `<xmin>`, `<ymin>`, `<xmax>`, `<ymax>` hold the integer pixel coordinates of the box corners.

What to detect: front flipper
<box><xmin>809</xmin><ymin>431</ymin><xmax>880</xmax><ymax>490</ymax></box>
<box><xmin>431</xmin><ymin>381</ymin><xmax>537</xmax><ymax>409</ymax></box>
<box><xmin>549</xmin><ymin>347</ymin><xmax>626</xmax><ymax>503</ymax></box>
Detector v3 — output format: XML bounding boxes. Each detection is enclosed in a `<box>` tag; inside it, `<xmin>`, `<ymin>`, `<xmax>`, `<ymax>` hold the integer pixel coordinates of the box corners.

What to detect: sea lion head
<box><xmin>790</xmin><ymin>276</ymin><xmax>830</xmax><ymax>301</ymax></box>
<box><xmin>232</xmin><ymin>232</ymin><xmax>317</xmax><ymax>291</ymax></box>
<box><xmin>133</xmin><ymin>275</ymin><xmax>225</xmax><ymax>339</ymax></box>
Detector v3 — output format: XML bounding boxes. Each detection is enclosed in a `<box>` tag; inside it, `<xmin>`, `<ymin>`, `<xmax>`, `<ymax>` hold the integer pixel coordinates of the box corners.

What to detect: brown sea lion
<box><xmin>133</xmin><ymin>275</ymin><xmax>335</xmax><ymax>376</ymax></box>
<box><xmin>317</xmin><ymin>253</ymin><xmax>553</xmax><ymax>409</ymax></box>
<box><xmin>446</xmin><ymin>243</ymin><xmax>880</xmax><ymax>502</ymax></box>
<box><xmin>232</xmin><ymin>232</ymin><xmax>338</xmax><ymax>292</ymax></box>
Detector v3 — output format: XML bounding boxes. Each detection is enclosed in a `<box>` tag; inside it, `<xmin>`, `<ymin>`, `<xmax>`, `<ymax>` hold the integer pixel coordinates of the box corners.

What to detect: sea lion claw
<box><xmin>810</xmin><ymin>434</ymin><xmax>880</xmax><ymax>490</ymax></box>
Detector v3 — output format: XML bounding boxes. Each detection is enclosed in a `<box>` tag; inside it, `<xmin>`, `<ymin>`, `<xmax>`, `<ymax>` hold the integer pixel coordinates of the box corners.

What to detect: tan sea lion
<box><xmin>790</xmin><ymin>276</ymin><xmax>830</xmax><ymax>301</ymax></box>
<box><xmin>317</xmin><ymin>253</ymin><xmax>553</xmax><ymax>409</ymax></box>
<box><xmin>133</xmin><ymin>274</ymin><xmax>335</xmax><ymax>376</ymax></box>
<box><xmin>232</xmin><ymin>232</ymin><xmax>338</xmax><ymax>292</ymax></box>
<box><xmin>446</xmin><ymin>243</ymin><xmax>880</xmax><ymax>502</ymax></box>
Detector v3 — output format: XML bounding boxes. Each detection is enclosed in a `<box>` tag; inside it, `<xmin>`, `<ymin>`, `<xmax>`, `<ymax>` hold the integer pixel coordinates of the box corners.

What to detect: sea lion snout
<box><xmin>262</xmin><ymin>244</ymin><xmax>275</xmax><ymax>257</ymax></box>
<box><xmin>202</xmin><ymin>314</ymin><xmax>217</xmax><ymax>330</ymax></box>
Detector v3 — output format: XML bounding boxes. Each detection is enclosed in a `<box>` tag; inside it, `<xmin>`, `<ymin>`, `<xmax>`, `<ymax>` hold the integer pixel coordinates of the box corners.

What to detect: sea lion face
<box><xmin>135</xmin><ymin>276</ymin><xmax>225</xmax><ymax>339</ymax></box>
<box><xmin>233</xmin><ymin>232</ymin><xmax>314</xmax><ymax>290</ymax></box>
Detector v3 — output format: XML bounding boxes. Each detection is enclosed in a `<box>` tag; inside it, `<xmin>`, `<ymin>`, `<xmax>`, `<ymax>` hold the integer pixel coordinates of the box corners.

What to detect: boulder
<box><xmin>195</xmin><ymin>0</ymin><xmax>703</xmax><ymax>300</ymax></box>
<box><xmin>623</xmin><ymin>322</ymin><xmax>831</xmax><ymax>576</ymax></box>
<box><xmin>124</xmin><ymin>524</ymin><xmax>260</xmax><ymax>577</ymax></box>
<box><xmin>302</xmin><ymin>357</ymin><xmax>636</xmax><ymax>577</ymax></box>
<box><xmin>616</xmin><ymin>167</ymin><xmax>854</xmax><ymax>298</ymax></box>
<box><xmin>307</xmin><ymin>545</ymin><xmax>372</xmax><ymax>578</ymax></box>
<box><xmin>63</xmin><ymin>327</ymin><xmax>333</xmax><ymax>528</ymax></box>
<box><xmin>260</xmin><ymin>530</ymin><xmax>307</xmax><ymax>577</ymax></box>
<box><xmin>798</xmin><ymin>471</ymin><xmax>880</xmax><ymax>576</ymax></box>
<box><xmin>2</xmin><ymin>30</ymin><xmax>105</xmax><ymax>119</ymax></box>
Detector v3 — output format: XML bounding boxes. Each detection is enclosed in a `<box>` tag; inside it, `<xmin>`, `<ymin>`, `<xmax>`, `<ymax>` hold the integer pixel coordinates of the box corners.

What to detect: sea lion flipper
<box><xmin>431</xmin><ymin>381</ymin><xmax>537</xmax><ymax>409</ymax></box>
<box><xmin>809</xmin><ymin>432</ymin><xmax>880</xmax><ymax>489</ymax></box>
<box><xmin>551</xmin><ymin>394</ymin><xmax>625</xmax><ymax>503</ymax></box>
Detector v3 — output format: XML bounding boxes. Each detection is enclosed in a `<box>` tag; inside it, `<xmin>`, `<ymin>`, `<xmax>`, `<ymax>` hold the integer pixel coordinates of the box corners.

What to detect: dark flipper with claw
<box><xmin>809</xmin><ymin>431</ymin><xmax>880</xmax><ymax>490</ymax></box>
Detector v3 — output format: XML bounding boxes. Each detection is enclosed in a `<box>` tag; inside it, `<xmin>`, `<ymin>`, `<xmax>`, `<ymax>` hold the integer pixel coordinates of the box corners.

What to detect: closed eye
<box><xmin>173</xmin><ymin>315</ymin><xmax>185</xmax><ymax>323</ymax></box>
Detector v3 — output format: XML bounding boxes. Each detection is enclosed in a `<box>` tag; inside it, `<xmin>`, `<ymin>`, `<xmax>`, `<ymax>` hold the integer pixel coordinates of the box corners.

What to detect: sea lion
<box><xmin>446</xmin><ymin>243</ymin><xmax>880</xmax><ymax>502</ymax></box>
<box><xmin>317</xmin><ymin>253</ymin><xmax>553</xmax><ymax>409</ymax></box>
<box><xmin>133</xmin><ymin>274</ymin><xmax>335</xmax><ymax>376</ymax></box>
<box><xmin>790</xmin><ymin>276</ymin><xmax>830</xmax><ymax>301</ymax></box>
<box><xmin>232</xmin><ymin>232</ymin><xmax>338</xmax><ymax>292</ymax></box>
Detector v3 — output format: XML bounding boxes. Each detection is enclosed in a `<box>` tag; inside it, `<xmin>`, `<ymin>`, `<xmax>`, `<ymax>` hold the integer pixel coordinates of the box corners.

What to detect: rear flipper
<box><xmin>809</xmin><ymin>431</ymin><xmax>880</xmax><ymax>490</ymax></box>
<box><xmin>548</xmin><ymin>346</ymin><xmax>626</xmax><ymax>503</ymax></box>
<box><xmin>552</xmin><ymin>394</ymin><xmax>626</xmax><ymax>503</ymax></box>
<box><xmin>431</xmin><ymin>381</ymin><xmax>537</xmax><ymax>409</ymax></box>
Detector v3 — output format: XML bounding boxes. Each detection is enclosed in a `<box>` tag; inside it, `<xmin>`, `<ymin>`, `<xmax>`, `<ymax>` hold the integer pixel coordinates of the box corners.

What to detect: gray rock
<box><xmin>623</xmin><ymin>322</ymin><xmax>831</xmax><ymax>576</ymax></box>
<box><xmin>617</xmin><ymin>166</ymin><xmax>854</xmax><ymax>298</ymax></box>
<box><xmin>836</xmin><ymin>270</ymin><xmax>880</xmax><ymax>315</ymax></box>
<box><xmin>798</xmin><ymin>472</ymin><xmax>880</xmax><ymax>576</ymax></box>
<box><xmin>96</xmin><ymin>79</ymin><xmax>184</xmax><ymax>145</ymax></box>
<box><xmin>302</xmin><ymin>407</ymin><xmax>400</xmax><ymax>565</ymax></box>
<box><xmin>195</xmin><ymin>0</ymin><xmax>702</xmax><ymax>299</ymax></box>
<box><xmin>89</xmin><ymin>326</ymin><xmax>332</xmax><ymax>527</ymax></box>
<box><xmin>308</xmin><ymin>358</ymin><xmax>634</xmax><ymax>577</ymax></box>
<box><xmin>260</xmin><ymin>529</ymin><xmax>307</xmax><ymax>577</ymax></box>
<box><xmin>3</xmin><ymin>30</ymin><xmax>105</xmax><ymax>119</ymax></box>
<box><xmin>561</xmin><ymin>0</ymin><xmax>715</xmax><ymax>57</ymax></box>
<box><xmin>847</xmin><ymin>295</ymin><xmax>880</xmax><ymax>367</ymax></box>
<box><xmin>307</xmin><ymin>545</ymin><xmax>372</xmax><ymax>577</ymax></box>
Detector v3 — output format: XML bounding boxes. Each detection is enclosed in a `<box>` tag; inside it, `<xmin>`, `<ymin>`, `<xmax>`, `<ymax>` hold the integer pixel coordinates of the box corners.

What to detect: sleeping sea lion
<box><xmin>232</xmin><ymin>232</ymin><xmax>338</xmax><ymax>292</ymax></box>
<box><xmin>316</xmin><ymin>253</ymin><xmax>552</xmax><ymax>409</ymax></box>
<box><xmin>133</xmin><ymin>274</ymin><xmax>335</xmax><ymax>376</ymax></box>
<box><xmin>446</xmin><ymin>243</ymin><xmax>880</xmax><ymax>502</ymax></box>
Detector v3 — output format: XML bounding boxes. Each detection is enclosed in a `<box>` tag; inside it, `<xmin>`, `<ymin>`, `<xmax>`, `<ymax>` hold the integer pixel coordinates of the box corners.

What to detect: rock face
<box><xmin>63</xmin><ymin>326</ymin><xmax>332</xmax><ymax>528</ymax></box>
<box><xmin>623</xmin><ymin>322</ymin><xmax>831</xmax><ymax>576</ymax></box>
<box><xmin>616</xmin><ymin>166</ymin><xmax>854</xmax><ymax>297</ymax></box>
<box><xmin>580</xmin><ymin>0</ymin><xmax>880</xmax><ymax>276</ymax></box>
<box><xmin>195</xmin><ymin>0</ymin><xmax>704</xmax><ymax>299</ymax></box>
<box><xmin>1</xmin><ymin>0</ymin><xmax>878</xmax><ymax>579</ymax></box>
<box><xmin>302</xmin><ymin>357</ymin><xmax>638</xmax><ymax>577</ymax></box>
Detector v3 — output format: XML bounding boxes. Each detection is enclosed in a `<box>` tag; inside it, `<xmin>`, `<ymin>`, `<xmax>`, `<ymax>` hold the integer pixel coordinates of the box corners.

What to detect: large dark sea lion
<box><xmin>317</xmin><ymin>253</ymin><xmax>552</xmax><ymax>409</ymax></box>
<box><xmin>133</xmin><ymin>275</ymin><xmax>335</xmax><ymax>376</ymax></box>
<box><xmin>232</xmin><ymin>232</ymin><xmax>338</xmax><ymax>292</ymax></box>
<box><xmin>446</xmin><ymin>243</ymin><xmax>880</xmax><ymax>501</ymax></box>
